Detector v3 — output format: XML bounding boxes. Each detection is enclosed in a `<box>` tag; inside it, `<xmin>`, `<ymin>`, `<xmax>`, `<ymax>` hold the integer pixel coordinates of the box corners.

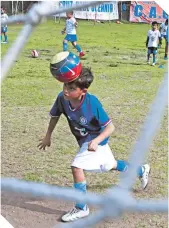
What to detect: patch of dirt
<box><xmin>1</xmin><ymin>191</ymin><xmax>168</xmax><ymax>228</ymax></box>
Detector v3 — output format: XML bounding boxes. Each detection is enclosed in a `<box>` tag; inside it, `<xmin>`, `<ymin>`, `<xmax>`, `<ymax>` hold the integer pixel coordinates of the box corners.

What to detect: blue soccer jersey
<box><xmin>50</xmin><ymin>92</ymin><xmax>112</xmax><ymax>147</ymax></box>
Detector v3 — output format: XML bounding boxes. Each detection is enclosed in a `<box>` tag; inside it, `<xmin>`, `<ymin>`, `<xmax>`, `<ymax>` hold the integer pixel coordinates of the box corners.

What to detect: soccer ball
<box><xmin>31</xmin><ymin>50</ymin><xmax>39</xmax><ymax>58</ymax></box>
<box><xmin>50</xmin><ymin>51</ymin><xmax>82</xmax><ymax>83</ymax></box>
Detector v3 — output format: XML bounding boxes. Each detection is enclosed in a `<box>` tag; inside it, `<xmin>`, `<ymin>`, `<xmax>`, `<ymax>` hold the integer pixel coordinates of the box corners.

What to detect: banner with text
<box><xmin>130</xmin><ymin>1</ymin><xmax>168</xmax><ymax>23</ymax></box>
<box><xmin>55</xmin><ymin>1</ymin><xmax>119</xmax><ymax>20</ymax></box>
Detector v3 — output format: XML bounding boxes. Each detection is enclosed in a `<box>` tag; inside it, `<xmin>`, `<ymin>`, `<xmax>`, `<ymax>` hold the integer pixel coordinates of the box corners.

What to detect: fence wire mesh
<box><xmin>1</xmin><ymin>1</ymin><xmax>168</xmax><ymax>228</ymax></box>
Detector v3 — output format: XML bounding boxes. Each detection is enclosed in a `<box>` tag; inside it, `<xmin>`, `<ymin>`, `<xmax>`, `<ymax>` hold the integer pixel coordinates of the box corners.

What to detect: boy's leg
<box><xmin>71</xmin><ymin>41</ymin><xmax>76</xmax><ymax>49</ymax></box>
<box><xmin>63</xmin><ymin>39</ymin><xmax>68</xmax><ymax>51</ymax></box>
<box><xmin>1</xmin><ymin>27</ymin><xmax>3</xmax><ymax>42</ymax></box>
<box><xmin>152</xmin><ymin>54</ymin><xmax>156</xmax><ymax>66</ymax></box>
<box><xmin>112</xmin><ymin>160</ymin><xmax>150</xmax><ymax>189</ymax></box>
<box><xmin>164</xmin><ymin>40</ymin><xmax>168</xmax><ymax>60</ymax></box>
<box><xmin>72</xmin><ymin>41</ymin><xmax>81</xmax><ymax>52</ymax></box>
<box><xmin>152</xmin><ymin>48</ymin><xmax>157</xmax><ymax>66</ymax></box>
<box><xmin>61</xmin><ymin>167</ymin><xmax>89</xmax><ymax>222</ymax></box>
<box><xmin>113</xmin><ymin>160</ymin><xmax>143</xmax><ymax>175</ymax></box>
<box><xmin>72</xmin><ymin>41</ymin><xmax>85</xmax><ymax>57</ymax></box>
<box><xmin>147</xmin><ymin>48</ymin><xmax>151</xmax><ymax>64</ymax></box>
<box><xmin>72</xmin><ymin>167</ymin><xmax>87</xmax><ymax>209</ymax></box>
<box><xmin>4</xmin><ymin>32</ymin><xmax>8</xmax><ymax>43</ymax></box>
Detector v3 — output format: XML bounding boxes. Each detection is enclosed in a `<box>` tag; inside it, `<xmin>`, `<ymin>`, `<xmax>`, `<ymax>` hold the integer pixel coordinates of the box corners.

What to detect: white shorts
<box><xmin>71</xmin><ymin>142</ymin><xmax>116</xmax><ymax>172</ymax></box>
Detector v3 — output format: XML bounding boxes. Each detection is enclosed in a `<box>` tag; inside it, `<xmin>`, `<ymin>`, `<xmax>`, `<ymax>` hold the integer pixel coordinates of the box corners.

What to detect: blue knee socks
<box><xmin>153</xmin><ymin>54</ymin><xmax>156</xmax><ymax>64</ymax></box>
<box><xmin>4</xmin><ymin>35</ymin><xmax>8</xmax><ymax>42</ymax></box>
<box><xmin>74</xmin><ymin>181</ymin><xmax>87</xmax><ymax>210</ymax></box>
<box><xmin>116</xmin><ymin>160</ymin><xmax>143</xmax><ymax>177</ymax></box>
<box><xmin>75</xmin><ymin>44</ymin><xmax>82</xmax><ymax>53</ymax></box>
<box><xmin>63</xmin><ymin>42</ymin><xmax>68</xmax><ymax>51</ymax></box>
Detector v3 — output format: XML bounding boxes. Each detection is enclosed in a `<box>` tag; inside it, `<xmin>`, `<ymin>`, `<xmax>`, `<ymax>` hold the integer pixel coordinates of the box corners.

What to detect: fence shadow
<box><xmin>1</xmin><ymin>191</ymin><xmax>66</xmax><ymax>216</ymax></box>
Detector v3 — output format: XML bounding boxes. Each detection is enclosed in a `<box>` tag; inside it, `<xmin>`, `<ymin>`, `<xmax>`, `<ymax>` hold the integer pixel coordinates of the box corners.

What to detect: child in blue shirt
<box><xmin>38</xmin><ymin>67</ymin><xmax>150</xmax><ymax>222</ymax></box>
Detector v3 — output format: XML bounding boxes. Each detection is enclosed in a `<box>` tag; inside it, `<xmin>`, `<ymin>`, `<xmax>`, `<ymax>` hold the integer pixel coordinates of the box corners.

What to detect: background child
<box><xmin>159</xmin><ymin>19</ymin><xmax>168</xmax><ymax>60</ymax></box>
<box><xmin>38</xmin><ymin>65</ymin><xmax>150</xmax><ymax>222</ymax></box>
<box><xmin>1</xmin><ymin>8</ymin><xmax>8</xmax><ymax>43</ymax></box>
<box><xmin>146</xmin><ymin>21</ymin><xmax>161</xmax><ymax>66</ymax></box>
<box><xmin>159</xmin><ymin>19</ymin><xmax>168</xmax><ymax>41</ymax></box>
<box><xmin>164</xmin><ymin>26</ymin><xmax>168</xmax><ymax>60</ymax></box>
<box><xmin>61</xmin><ymin>11</ymin><xmax>85</xmax><ymax>58</ymax></box>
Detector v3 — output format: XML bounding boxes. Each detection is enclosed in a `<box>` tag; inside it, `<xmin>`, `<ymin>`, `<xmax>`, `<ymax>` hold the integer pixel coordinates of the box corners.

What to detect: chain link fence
<box><xmin>1</xmin><ymin>1</ymin><xmax>168</xmax><ymax>228</ymax></box>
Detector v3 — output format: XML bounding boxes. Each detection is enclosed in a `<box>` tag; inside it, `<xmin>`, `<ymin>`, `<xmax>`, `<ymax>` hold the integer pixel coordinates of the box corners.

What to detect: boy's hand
<box><xmin>37</xmin><ymin>136</ymin><xmax>51</xmax><ymax>150</ymax></box>
<box><xmin>61</xmin><ymin>30</ymin><xmax>65</xmax><ymax>35</ymax></box>
<box><xmin>88</xmin><ymin>140</ymin><xmax>99</xmax><ymax>152</ymax></box>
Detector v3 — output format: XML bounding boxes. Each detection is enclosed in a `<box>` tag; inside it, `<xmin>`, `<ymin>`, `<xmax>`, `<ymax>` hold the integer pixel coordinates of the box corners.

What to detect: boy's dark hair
<box><xmin>68</xmin><ymin>67</ymin><xmax>94</xmax><ymax>89</ymax></box>
<box><xmin>152</xmin><ymin>21</ymin><xmax>158</xmax><ymax>26</ymax></box>
<box><xmin>67</xmin><ymin>11</ymin><xmax>73</xmax><ymax>15</ymax></box>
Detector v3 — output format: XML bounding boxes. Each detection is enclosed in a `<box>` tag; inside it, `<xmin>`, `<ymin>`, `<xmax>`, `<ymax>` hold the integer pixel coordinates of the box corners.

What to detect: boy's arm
<box><xmin>88</xmin><ymin>97</ymin><xmax>115</xmax><ymax>151</ymax></box>
<box><xmin>159</xmin><ymin>24</ymin><xmax>162</xmax><ymax>33</ymax></box>
<box><xmin>94</xmin><ymin>122</ymin><xmax>115</xmax><ymax>144</ymax></box>
<box><xmin>72</xmin><ymin>17</ymin><xmax>78</xmax><ymax>27</ymax></box>
<box><xmin>74</xmin><ymin>21</ymin><xmax>78</xmax><ymax>28</ymax></box>
<box><xmin>46</xmin><ymin>116</ymin><xmax>60</xmax><ymax>137</ymax></box>
<box><xmin>38</xmin><ymin>116</ymin><xmax>60</xmax><ymax>150</ymax></box>
<box><xmin>159</xmin><ymin>32</ymin><xmax>162</xmax><ymax>45</ymax></box>
<box><xmin>146</xmin><ymin>36</ymin><xmax>149</xmax><ymax>47</ymax></box>
<box><xmin>61</xmin><ymin>27</ymin><xmax>66</xmax><ymax>34</ymax></box>
<box><xmin>88</xmin><ymin>122</ymin><xmax>115</xmax><ymax>151</ymax></box>
<box><xmin>146</xmin><ymin>30</ymin><xmax>150</xmax><ymax>47</ymax></box>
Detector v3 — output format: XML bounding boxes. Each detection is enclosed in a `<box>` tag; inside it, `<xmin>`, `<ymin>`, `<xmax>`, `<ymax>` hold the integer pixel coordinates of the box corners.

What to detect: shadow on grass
<box><xmin>81</xmin><ymin>57</ymin><xmax>87</xmax><ymax>60</ymax></box>
<box><xmin>109</xmin><ymin>63</ymin><xmax>118</xmax><ymax>67</ymax></box>
<box><xmin>87</xmin><ymin>184</ymin><xmax>116</xmax><ymax>191</ymax></box>
<box><xmin>1</xmin><ymin>191</ymin><xmax>66</xmax><ymax>216</ymax></box>
<box><xmin>116</xmin><ymin>61</ymin><xmax>147</xmax><ymax>66</ymax></box>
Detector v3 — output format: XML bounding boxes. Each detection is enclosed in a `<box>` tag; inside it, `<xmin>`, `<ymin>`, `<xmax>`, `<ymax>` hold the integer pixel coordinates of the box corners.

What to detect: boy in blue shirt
<box><xmin>38</xmin><ymin>67</ymin><xmax>150</xmax><ymax>222</ymax></box>
<box><xmin>61</xmin><ymin>11</ymin><xmax>85</xmax><ymax>58</ymax></box>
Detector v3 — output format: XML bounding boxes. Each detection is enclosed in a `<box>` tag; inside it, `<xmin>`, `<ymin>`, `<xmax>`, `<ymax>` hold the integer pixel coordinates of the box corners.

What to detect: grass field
<box><xmin>1</xmin><ymin>19</ymin><xmax>168</xmax><ymax>227</ymax></box>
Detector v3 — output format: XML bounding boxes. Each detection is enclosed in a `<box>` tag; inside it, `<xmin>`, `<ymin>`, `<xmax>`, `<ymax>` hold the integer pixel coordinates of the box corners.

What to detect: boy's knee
<box><xmin>101</xmin><ymin>160</ymin><xmax>117</xmax><ymax>172</ymax></box>
<box><xmin>71</xmin><ymin>166</ymin><xmax>81</xmax><ymax>174</ymax></box>
<box><xmin>63</xmin><ymin>40</ymin><xmax>67</xmax><ymax>44</ymax></box>
<box><xmin>110</xmin><ymin>160</ymin><xmax>117</xmax><ymax>170</ymax></box>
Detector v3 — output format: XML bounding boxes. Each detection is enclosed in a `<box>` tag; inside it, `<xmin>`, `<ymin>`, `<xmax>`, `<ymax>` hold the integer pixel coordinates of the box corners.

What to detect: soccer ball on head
<box><xmin>31</xmin><ymin>50</ymin><xmax>39</xmax><ymax>58</ymax></box>
<box><xmin>50</xmin><ymin>51</ymin><xmax>82</xmax><ymax>83</ymax></box>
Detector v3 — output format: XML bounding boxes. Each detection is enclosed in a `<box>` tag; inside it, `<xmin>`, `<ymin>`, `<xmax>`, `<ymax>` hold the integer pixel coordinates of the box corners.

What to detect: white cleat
<box><xmin>147</xmin><ymin>61</ymin><xmax>150</xmax><ymax>65</ymax></box>
<box><xmin>140</xmin><ymin>164</ymin><xmax>151</xmax><ymax>189</ymax></box>
<box><xmin>61</xmin><ymin>206</ymin><xmax>89</xmax><ymax>222</ymax></box>
<box><xmin>152</xmin><ymin>62</ymin><xmax>156</xmax><ymax>66</ymax></box>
